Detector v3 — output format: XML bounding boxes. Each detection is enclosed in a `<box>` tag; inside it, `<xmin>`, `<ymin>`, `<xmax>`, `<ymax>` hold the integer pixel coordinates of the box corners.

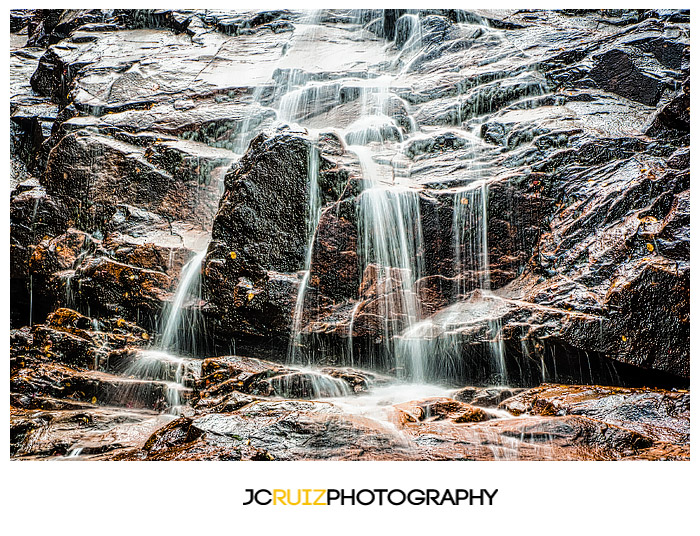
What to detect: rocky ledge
<box><xmin>11</xmin><ymin>332</ymin><xmax>689</xmax><ymax>460</ymax></box>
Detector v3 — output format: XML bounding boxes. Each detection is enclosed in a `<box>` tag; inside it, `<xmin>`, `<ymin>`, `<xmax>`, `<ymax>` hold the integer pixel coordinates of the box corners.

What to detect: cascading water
<box><xmin>282</xmin><ymin>10</ymin><xmax>509</xmax><ymax>388</ymax></box>
<box><xmin>287</xmin><ymin>144</ymin><xmax>322</xmax><ymax>366</ymax></box>
<box><xmin>115</xmin><ymin>10</ymin><xmax>510</xmax><ymax>414</ymax></box>
<box><xmin>159</xmin><ymin>248</ymin><xmax>208</xmax><ymax>354</ymax></box>
<box><xmin>354</xmin><ymin>149</ymin><xmax>426</xmax><ymax>381</ymax></box>
<box><xmin>118</xmin><ymin>247</ymin><xmax>209</xmax><ymax>413</ymax></box>
<box><xmin>12</xmin><ymin>8</ymin><xmax>686</xmax><ymax>466</ymax></box>
<box><xmin>453</xmin><ymin>181</ymin><xmax>507</xmax><ymax>384</ymax></box>
<box><xmin>92</xmin><ymin>8</ymin><xmax>520</xmax><ymax>434</ymax></box>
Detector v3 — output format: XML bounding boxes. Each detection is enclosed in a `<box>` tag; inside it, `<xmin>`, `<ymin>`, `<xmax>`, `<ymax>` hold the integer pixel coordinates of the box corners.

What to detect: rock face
<box><xmin>203</xmin><ymin>133</ymin><xmax>313</xmax><ymax>338</ymax></box>
<box><xmin>197</xmin><ymin>9</ymin><xmax>689</xmax><ymax>385</ymax></box>
<box><xmin>9</xmin><ymin>9</ymin><xmax>691</xmax><ymax>461</ymax></box>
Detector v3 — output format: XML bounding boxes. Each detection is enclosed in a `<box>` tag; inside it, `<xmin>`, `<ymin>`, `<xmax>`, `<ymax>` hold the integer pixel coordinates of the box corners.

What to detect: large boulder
<box><xmin>203</xmin><ymin>131</ymin><xmax>354</xmax><ymax>340</ymax></box>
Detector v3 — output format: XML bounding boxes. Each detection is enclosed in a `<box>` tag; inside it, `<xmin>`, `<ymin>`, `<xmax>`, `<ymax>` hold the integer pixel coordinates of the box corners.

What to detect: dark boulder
<box><xmin>204</xmin><ymin>131</ymin><xmax>353</xmax><ymax>339</ymax></box>
<box><xmin>587</xmin><ymin>48</ymin><xmax>667</xmax><ymax>106</ymax></box>
<box><xmin>645</xmin><ymin>79</ymin><xmax>690</xmax><ymax>138</ymax></box>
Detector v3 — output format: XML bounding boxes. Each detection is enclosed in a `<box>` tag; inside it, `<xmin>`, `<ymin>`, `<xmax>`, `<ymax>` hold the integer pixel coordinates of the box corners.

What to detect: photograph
<box><xmin>7</xmin><ymin>4</ymin><xmax>693</xmax><ymax>532</ymax></box>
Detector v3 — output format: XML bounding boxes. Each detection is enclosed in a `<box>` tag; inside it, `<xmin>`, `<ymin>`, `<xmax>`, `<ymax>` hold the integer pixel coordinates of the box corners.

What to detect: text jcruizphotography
<box><xmin>243</xmin><ymin>488</ymin><xmax>499</xmax><ymax>506</ymax></box>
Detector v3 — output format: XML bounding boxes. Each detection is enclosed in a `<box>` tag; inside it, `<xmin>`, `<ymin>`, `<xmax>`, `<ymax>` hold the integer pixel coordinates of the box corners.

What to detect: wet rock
<box><xmin>117</xmin><ymin>434</ymin><xmax>274</xmax><ymax>461</ymax></box>
<box><xmin>453</xmin><ymin>386</ymin><xmax>526</xmax><ymax>407</ymax></box>
<box><xmin>120</xmin><ymin>383</ymin><xmax>688</xmax><ymax>461</ymax></box>
<box><xmin>655</xmin><ymin>190</ymin><xmax>689</xmax><ymax>259</ymax></box>
<box><xmin>415</xmin><ymin>72</ymin><xmax>548</xmax><ymax>126</ymax></box>
<box><xmin>342</xmin><ymin>264</ymin><xmax>416</xmax><ymax>339</ymax></box>
<box><xmin>23</xmin><ymin>223</ymin><xmax>196</xmax><ymax>324</ymax></box>
<box><xmin>141</xmin><ymin>416</ymin><xmax>203</xmax><ymax>453</ymax></box>
<box><xmin>11</xmin><ymin>405</ymin><xmax>168</xmax><ymax>458</ymax></box>
<box><xmin>645</xmin><ymin>78</ymin><xmax>689</xmax><ymax>138</ymax></box>
<box><xmin>624</xmin><ymin>34</ymin><xmax>687</xmax><ymax>71</ymax></box>
<box><xmin>28</xmin><ymin>228</ymin><xmax>96</xmax><ymax>282</ymax></box>
<box><xmin>194</xmin><ymin>391</ymin><xmax>260</xmax><ymax>413</ymax></box>
<box><xmin>320</xmin><ymin>367</ymin><xmax>391</xmax><ymax>393</ymax></box>
<box><xmin>195</xmin><ymin>354</ymin><xmax>359</xmax><ymax>400</ymax></box>
<box><xmin>44</xmin><ymin>131</ymin><xmax>223</xmax><ymax>228</ymax></box>
<box><xmin>194</xmin><ymin>353</ymin><xmax>305</xmax><ymax>402</ymax></box>
<box><xmin>10</xmin><ymin>9</ymin><xmax>33</xmax><ymax>33</ymax></box>
<box><xmin>399</xmin><ymin>413</ymin><xmax>660</xmax><ymax>460</ymax></box>
<box><xmin>601</xmin><ymin>259</ymin><xmax>689</xmax><ymax>377</ymax></box>
<box><xmin>12</xmin><ymin>307</ymin><xmax>150</xmax><ymax>371</ymax></box>
<box><xmin>202</xmin><ymin>132</ymin><xmax>313</xmax><ymax>337</ymax></box>
<box><xmin>10</xmin><ymin>183</ymin><xmax>72</xmax><ymax>324</ymax></box>
<box><xmin>30</xmin><ymin>325</ymin><xmax>98</xmax><ymax>370</ymax></box>
<box><xmin>65</xmin><ymin>256</ymin><xmax>172</xmax><ymax>318</ymax></box>
<box><xmin>415</xmin><ymin>276</ymin><xmax>455</xmax><ymax>317</ymax></box>
<box><xmin>211</xmin><ymin>132</ymin><xmax>314</xmax><ymax>274</ymax></box>
<box><xmin>261</xmin><ymin>371</ymin><xmax>352</xmax><ymax>399</ymax></box>
<box><xmin>10</xmin><ymin>70</ymin><xmax>57</xmax><ymax>177</ymax></box>
<box><xmin>8</xmin><ymin>9</ymin><xmax>692</xmax><ymax>461</ymax></box>
<box><xmin>204</xmin><ymin>131</ymin><xmax>353</xmax><ymax>339</ymax></box>
<box><xmin>308</xmin><ymin>210</ymin><xmax>360</xmax><ymax>302</ymax></box>
<box><xmin>587</xmin><ymin>48</ymin><xmax>667</xmax><ymax>106</ymax></box>
<box><xmin>405</xmin><ymin>131</ymin><xmax>472</xmax><ymax>157</ymax></box>
<box><xmin>11</xmin><ymin>361</ymin><xmax>172</xmax><ymax>411</ymax></box>
<box><xmin>499</xmin><ymin>384</ymin><xmax>690</xmax><ymax>444</ymax></box>
<box><xmin>394</xmin><ymin>397</ymin><xmax>494</xmax><ymax>424</ymax></box>
<box><xmin>185</xmin><ymin>400</ymin><xmax>419</xmax><ymax>460</ymax></box>
<box><xmin>203</xmin><ymin>10</ymin><xmax>292</xmax><ymax>36</ymax></box>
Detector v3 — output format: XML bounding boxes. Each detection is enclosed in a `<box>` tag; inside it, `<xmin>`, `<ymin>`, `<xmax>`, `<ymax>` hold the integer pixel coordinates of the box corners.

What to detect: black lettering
<box><xmin>407</xmin><ymin>489</ymin><xmax>425</xmax><ymax>505</ymax></box>
<box><xmin>327</xmin><ymin>489</ymin><xmax>340</xmax><ymax>504</ymax></box>
<box><xmin>469</xmin><ymin>489</ymin><xmax>489</xmax><ymax>506</ymax></box>
<box><xmin>484</xmin><ymin>489</ymin><xmax>498</xmax><ymax>505</ymax></box>
<box><xmin>388</xmin><ymin>489</ymin><xmax>406</xmax><ymax>505</ymax></box>
<box><xmin>356</xmin><ymin>489</ymin><xmax>374</xmax><ymax>505</ymax></box>
<box><xmin>455</xmin><ymin>489</ymin><xmax>469</xmax><ymax>504</ymax></box>
<box><xmin>375</xmin><ymin>489</ymin><xmax>388</xmax><ymax>505</ymax></box>
<box><xmin>426</xmin><ymin>489</ymin><xmax>440</xmax><ymax>506</ymax></box>
<box><xmin>339</xmin><ymin>488</ymin><xmax>356</xmax><ymax>505</ymax></box>
<box><xmin>254</xmin><ymin>489</ymin><xmax>271</xmax><ymax>505</ymax></box>
<box><xmin>441</xmin><ymin>489</ymin><xmax>456</xmax><ymax>505</ymax></box>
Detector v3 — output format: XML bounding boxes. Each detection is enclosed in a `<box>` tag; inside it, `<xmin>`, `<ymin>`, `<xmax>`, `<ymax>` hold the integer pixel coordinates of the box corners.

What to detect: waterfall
<box><xmin>287</xmin><ymin>145</ymin><xmax>322</xmax><ymax>364</ymax></box>
<box><xmin>278</xmin><ymin>11</ymin><xmax>508</xmax><ymax>385</ymax></box>
<box><xmin>116</xmin><ymin>248</ymin><xmax>207</xmax><ymax>414</ymax></box>
<box><xmin>353</xmin><ymin>147</ymin><xmax>426</xmax><ymax>381</ymax></box>
<box><xmin>117</xmin><ymin>348</ymin><xmax>202</xmax><ymax>415</ymax></box>
<box><xmin>453</xmin><ymin>181</ymin><xmax>507</xmax><ymax>384</ymax></box>
<box><xmin>159</xmin><ymin>247</ymin><xmax>208</xmax><ymax>354</ymax></box>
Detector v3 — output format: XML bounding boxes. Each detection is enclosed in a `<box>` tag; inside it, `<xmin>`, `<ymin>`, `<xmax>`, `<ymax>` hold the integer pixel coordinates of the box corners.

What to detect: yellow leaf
<box><xmin>230</xmin><ymin>251</ymin><xmax>237</xmax><ymax>260</ymax></box>
<box><xmin>91</xmin><ymin>396</ymin><xmax>97</xmax><ymax>404</ymax></box>
<box><xmin>646</xmin><ymin>243</ymin><xmax>654</xmax><ymax>252</ymax></box>
<box><xmin>247</xmin><ymin>292</ymin><xmax>254</xmax><ymax>301</ymax></box>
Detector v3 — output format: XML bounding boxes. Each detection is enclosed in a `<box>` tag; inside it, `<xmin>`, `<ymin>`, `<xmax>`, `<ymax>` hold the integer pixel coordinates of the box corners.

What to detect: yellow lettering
<box><xmin>302</xmin><ymin>489</ymin><xmax>312</xmax><ymax>506</ymax></box>
<box><xmin>287</xmin><ymin>489</ymin><xmax>301</xmax><ymax>506</ymax></box>
<box><xmin>313</xmin><ymin>489</ymin><xmax>327</xmax><ymax>506</ymax></box>
<box><xmin>273</xmin><ymin>489</ymin><xmax>287</xmax><ymax>505</ymax></box>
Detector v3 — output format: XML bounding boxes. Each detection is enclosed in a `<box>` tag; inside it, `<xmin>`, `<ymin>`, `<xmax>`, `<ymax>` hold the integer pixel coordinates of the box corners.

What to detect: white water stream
<box><xmin>125</xmin><ymin>10</ymin><xmax>512</xmax><ymax>420</ymax></box>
